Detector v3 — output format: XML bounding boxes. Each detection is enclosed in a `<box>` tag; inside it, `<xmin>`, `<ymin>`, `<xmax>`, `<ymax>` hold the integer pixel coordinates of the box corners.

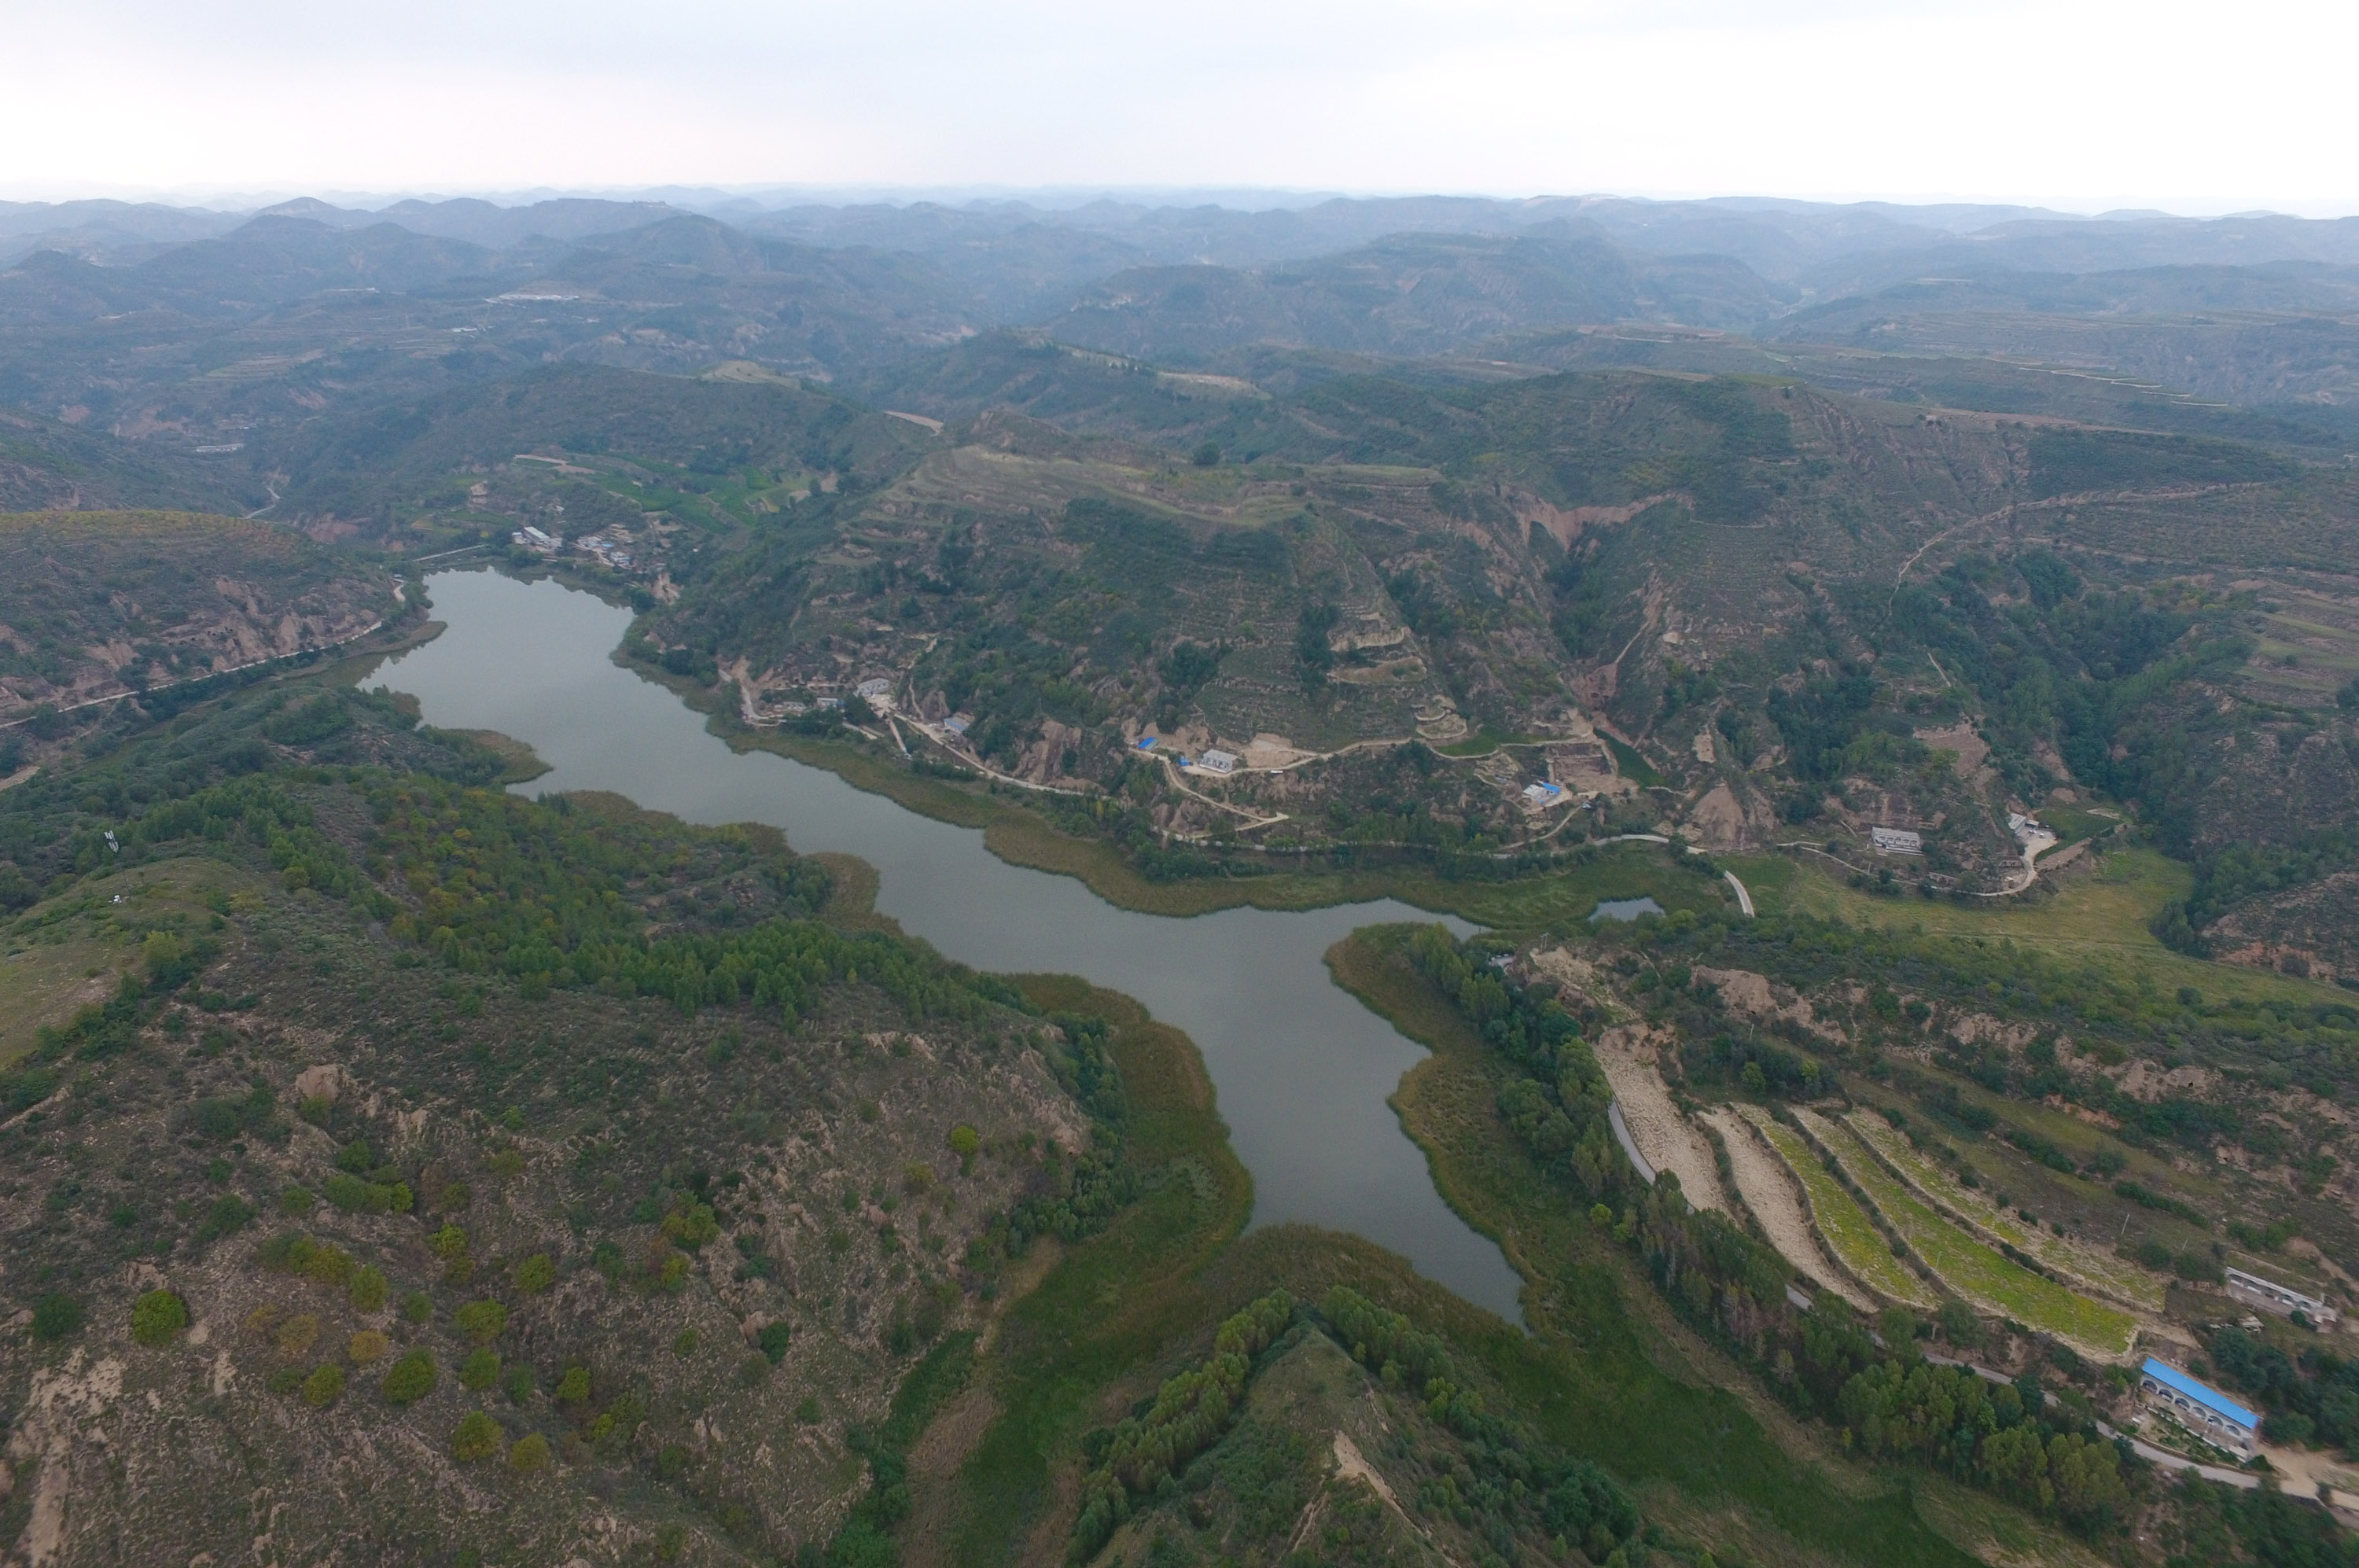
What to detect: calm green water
<box><xmin>1591</xmin><ymin>896</ymin><xmax>1665</xmax><ymax>922</ymax></box>
<box><xmin>377</xmin><ymin>570</ymin><xmax>1524</xmax><ymax>1321</ymax></box>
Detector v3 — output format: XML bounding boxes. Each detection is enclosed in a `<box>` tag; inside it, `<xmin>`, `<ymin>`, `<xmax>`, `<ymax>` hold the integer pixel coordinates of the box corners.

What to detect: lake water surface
<box><xmin>376</xmin><ymin>570</ymin><xmax>1525</xmax><ymax>1320</ymax></box>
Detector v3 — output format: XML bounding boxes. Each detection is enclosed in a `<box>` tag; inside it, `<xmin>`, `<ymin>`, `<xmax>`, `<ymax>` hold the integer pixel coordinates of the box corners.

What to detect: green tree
<box><xmin>454</xmin><ymin>1299</ymin><xmax>509</xmax><ymax>1344</ymax></box>
<box><xmin>2048</xmin><ymin>1432</ymin><xmax>2129</xmax><ymax>1530</ymax></box>
<box><xmin>452</xmin><ymin>1411</ymin><xmax>502</xmax><ymax>1463</ymax></box>
<box><xmin>31</xmin><ymin>1294</ymin><xmax>83</xmax><ymax>1342</ymax></box>
<box><xmin>381</xmin><ymin>1350</ymin><xmax>437</xmax><ymax>1405</ymax></box>
<box><xmin>459</xmin><ymin>1348</ymin><xmax>502</xmax><ymax>1391</ymax></box>
<box><xmin>555</xmin><ymin>1365</ymin><xmax>592</xmax><ymax>1406</ymax></box>
<box><xmin>302</xmin><ymin>1364</ymin><xmax>347</xmax><ymax>1407</ymax></box>
<box><xmin>947</xmin><ymin>1124</ymin><xmax>981</xmax><ymax>1171</ymax></box>
<box><xmin>759</xmin><ymin>1321</ymin><xmax>792</xmax><ymax>1364</ymax></box>
<box><xmin>509</xmin><ymin>1433</ymin><xmax>552</xmax><ymax>1474</ymax></box>
<box><xmin>349</xmin><ymin>1265</ymin><xmax>389</xmax><ymax>1313</ymax></box>
<box><xmin>1976</xmin><ymin>1423</ymin><xmax>2052</xmax><ymax>1511</ymax></box>
<box><xmin>515</xmin><ymin>1253</ymin><xmax>557</xmax><ymax>1294</ymax></box>
<box><xmin>661</xmin><ymin>1201</ymin><xmax>718</xmax><ymax>1251</ymax></box>
<box><xmin>1935</xmin><ymin>1297</ymin><xmax>1982</xmax><ymax>1349</ymax></box>
<box><xmin>130</xmin><ymin>1289</ymin><xmax>188</xmax><ymax>1347</ymax></box>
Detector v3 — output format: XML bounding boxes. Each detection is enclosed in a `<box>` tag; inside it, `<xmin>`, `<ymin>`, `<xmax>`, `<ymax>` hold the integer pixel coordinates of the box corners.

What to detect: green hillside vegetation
<box><xmin>0</xmin><ymin>668</ymin><xmax>1161</xmax><ymax>1564</ymax></box>
<box><xmin>0</xmin><ymin>406</ymin><xmax>256</xmax><ymax>514</ymax></box>
<box><xmin>270</xmin><ymin>362</ymin><xmax>932</xmax><ymax>541</ymax></box>
<box><xmin>15</xmin><ymin>517</ymin><xmax>2328</xmax><ymax>1568</ymax></box>
<box><xmin>0</xmin><ymin>593</ymin><xmax>2091</xmax><ymax>1568</ymax></box>
<box><xmin>1334</xmin><ymin>922</ymin><xmax>2348</xmax><ymax>1563</ymax></box>
<box><xmin>1843</xmin><ymin>1110</ymin><xmax>2166</xmax><ymax>1312</ymax></box>
<box><xmin>0</xmin><ymin>510</ymin><xmax>396</xmax><ymax>729</ymax></box>
<box><xmin>15</xmin><ymin>191</ymin><xmax>2359</xmax><ymax>1567</ymax></box>
<box><xmin>618</xmin><ymin>353</ymin><xmax>2359</xmax><ymax>983</ymax></box>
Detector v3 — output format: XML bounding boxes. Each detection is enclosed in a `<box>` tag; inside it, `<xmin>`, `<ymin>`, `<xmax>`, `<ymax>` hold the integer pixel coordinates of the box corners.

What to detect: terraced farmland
<box><xmin>1843</xmin><ymin>1110</ymin><xmax>2168</xmax><ymax>1312</ymax></box>
<box><xmin>1797</xmin><ymin>1110</ymin><xmax>2140</xmax><ymax>1357</ymax></box>
<box><xmin>1743</xmin><ymin>1106</ymin><xmax>1932</xmax><ymax>1307</ymax></box>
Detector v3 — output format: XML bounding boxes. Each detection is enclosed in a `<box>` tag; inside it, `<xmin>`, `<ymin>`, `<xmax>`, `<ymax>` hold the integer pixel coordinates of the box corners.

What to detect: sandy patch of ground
<box><xmin>1702</xmin><ymin>1108</ymin><xmax>1874</xmax><ymax>1311</ymax></box>
<box><xmin>1593</xmin><ymin>1027</ymin><xmax>1727</xmax><ymax>1212</ymax></box>
<box><xmin>1242</xmin><ymin>733</ymin><xmax>1313</xmax><ymax>770</ymax></box>
<box><xmin>1916</xmin><ymin>723</ymin><xmax>1989</xmax><ymax>777</ymax></box>
<box><xmin>1683</xmin><ymin>782</ymin><xmax>1747</xmax><ymax>848</ymax></box>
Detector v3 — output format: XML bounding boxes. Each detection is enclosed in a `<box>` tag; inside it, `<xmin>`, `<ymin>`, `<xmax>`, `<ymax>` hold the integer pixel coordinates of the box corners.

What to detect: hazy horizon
<box><xmin>3</xmin><ymin>182</ymin><xmax>2353</xmax><ymax>225</ymax></box>
<box><xmin>10</xmin><ymin>0</ymin><xmax>2357</xmax><ymax>215</ymax></box>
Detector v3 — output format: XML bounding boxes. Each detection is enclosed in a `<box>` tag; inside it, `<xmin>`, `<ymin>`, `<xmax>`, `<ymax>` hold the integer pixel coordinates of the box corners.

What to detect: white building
<box><xmin>2227</xmin><ymin>1267</ymin><xmax>2341</xmax><ymax>1327</ymax></box>
<box><xmin>1870</xmin><ymin>826</ymin><xmax>1923</xmax><ymax>855</ymax></box>
<box><xmin>854</xmin><ymin>678</ymin><xmax>894</xmax><ymax>701</ymax></box>
<box><xmin>1195</xmin><ymin>749</ymin><xmax>1238</xmax><ymax>775</ymax></box>
<box><xmin>1522</xmin><ymin>782</ymin><xmax>1564</xmax><ymax>807</ymax></box>
<box><xmin>2138</xmin><ymin>1358</ymin><xmax>2258</xmax><ymax>1455</ymax></box>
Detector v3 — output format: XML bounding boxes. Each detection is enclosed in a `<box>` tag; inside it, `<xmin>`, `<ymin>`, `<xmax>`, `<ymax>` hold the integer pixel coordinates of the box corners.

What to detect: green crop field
<box><xmin>1746</xmin><ymin>1109</ymin><xmax>1933</xmax><ymax>1306</ymax></box>
<box><xmin>1844</xmin><ymin>1112</ymin><xmax>2167</xmax><ymax>1312</ymax></box>
<box><xmin>1801</xmin><ymin>1111</ymin><xmax>2140</xmax><ymax>1356</ymax></box>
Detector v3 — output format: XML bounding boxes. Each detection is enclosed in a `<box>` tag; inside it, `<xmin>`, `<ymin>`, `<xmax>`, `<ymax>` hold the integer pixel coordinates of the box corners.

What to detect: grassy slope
<box><xmin>1728</xmin><ymin>846</ymin><xmax>2353</xmax><ymax>1013</ymax></box>
<box><xmin>1324</xmin><ymin>925</ymin><xmax>1995</xmax><ymax>1567</ymax></box>
<box><xmin>0</xmin><ymin>856</ymin><xmax>253</xmax><ymax>1062</ymax></box>
<box><xmin>944</xmin><ymin>975</ymin><xmax>1255</xmax><ymax>1568</ymax></box>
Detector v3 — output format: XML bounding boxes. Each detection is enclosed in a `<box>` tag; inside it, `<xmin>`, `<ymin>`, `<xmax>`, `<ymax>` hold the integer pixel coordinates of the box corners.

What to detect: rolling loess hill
<box><xmin>0</xmin><ymin>511</ymin><xmax>395</xmax><ymax>727</ymax></box>
<box><xmin>0</xmin><ymin>678</ymin><xmax>1136</xmax><ymax>1565</ymax></box>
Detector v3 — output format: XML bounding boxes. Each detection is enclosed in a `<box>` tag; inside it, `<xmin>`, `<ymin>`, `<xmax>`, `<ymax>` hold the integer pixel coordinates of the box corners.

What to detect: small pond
<box><xmin>1589</xmin><ymin>896</ymin><xmax>1667</xmax><ymax>922</ymax></box>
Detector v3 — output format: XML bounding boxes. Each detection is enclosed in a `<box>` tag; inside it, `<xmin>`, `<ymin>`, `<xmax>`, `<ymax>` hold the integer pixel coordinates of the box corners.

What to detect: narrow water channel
<box><xmin>376</xmin><ymin>570</ymin><xmax>1526</xmax><ymax>1321</ymax></box>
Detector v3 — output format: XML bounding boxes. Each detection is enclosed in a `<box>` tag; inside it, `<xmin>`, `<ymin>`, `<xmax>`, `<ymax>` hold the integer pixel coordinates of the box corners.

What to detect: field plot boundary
<box><xmin>1740</xmin><ymin>1105</ymin><xmax>1934</xmax><ymax>1307</ymax></box>
<box><xmin>1703</xmin><ymin>1106</ymin><xmax>1875</xmax><ymax>1312</ymax></box>
<box><xmin>1842</xmin><ymin>1110</ymin><xmax>2168</xmax><ymax>1313</ymax></box>
<box><xmin>1795</xmin><ymin>1109</ymin><xmax>2139</xmax><ymax>1359</ymax></box>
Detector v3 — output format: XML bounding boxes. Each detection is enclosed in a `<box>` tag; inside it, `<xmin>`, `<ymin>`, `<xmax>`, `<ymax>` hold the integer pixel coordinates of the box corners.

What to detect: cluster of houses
<box><xmin>507</xmin><ymin>525</ymin><xmax>636</xmax><ymax>571</ymax></box>
<box><xmin>2128</xmin><ymin>1264</ymin><xmax>2343</xmax><ymax>1461</ymax></box>
<box><xmin>1129</xmin><ymin>734</ymin><xmax>1238</xmax><ymax>775</ymax></box>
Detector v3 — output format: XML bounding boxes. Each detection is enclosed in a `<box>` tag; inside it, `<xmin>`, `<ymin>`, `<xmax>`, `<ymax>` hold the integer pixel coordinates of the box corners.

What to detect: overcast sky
<box><xmin>8</xmin><ymin>0</ymin><xmax>2354</xmax><ymax>213</ymax></box>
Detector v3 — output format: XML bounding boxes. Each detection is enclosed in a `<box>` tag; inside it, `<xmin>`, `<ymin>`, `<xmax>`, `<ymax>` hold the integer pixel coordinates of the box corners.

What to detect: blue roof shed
<box><xmin>2140</xmin><ymin>1358</ymin><xmax>2257</xmax><ymax>1427</ymax></box>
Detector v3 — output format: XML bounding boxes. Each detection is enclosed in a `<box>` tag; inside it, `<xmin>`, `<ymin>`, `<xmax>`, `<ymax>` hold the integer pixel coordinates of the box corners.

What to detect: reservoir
<box><xmin>376</xmin><ymin>570</ymin><xmax>1525</xmax><ymax>1321</ymax></box>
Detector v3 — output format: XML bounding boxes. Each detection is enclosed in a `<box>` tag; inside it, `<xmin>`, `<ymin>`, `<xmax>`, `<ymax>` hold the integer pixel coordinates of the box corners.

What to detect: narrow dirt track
<box><xmin>1593</xmin><ymin>1029</ymin><xmax>1728</xmax><ymax>1213</ymax></box>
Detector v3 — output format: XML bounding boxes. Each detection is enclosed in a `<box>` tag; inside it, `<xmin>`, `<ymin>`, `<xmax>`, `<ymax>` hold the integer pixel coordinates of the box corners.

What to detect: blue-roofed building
<box><xmin>2139</xmin><ymin>1357</ymin><xmax>2258</xmax><ymax>1453</ymax></box>
<box><xmin>1135</xmin><ymin>736</ymin><xmax>1158</xmax><ymax>750</ymax></box>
